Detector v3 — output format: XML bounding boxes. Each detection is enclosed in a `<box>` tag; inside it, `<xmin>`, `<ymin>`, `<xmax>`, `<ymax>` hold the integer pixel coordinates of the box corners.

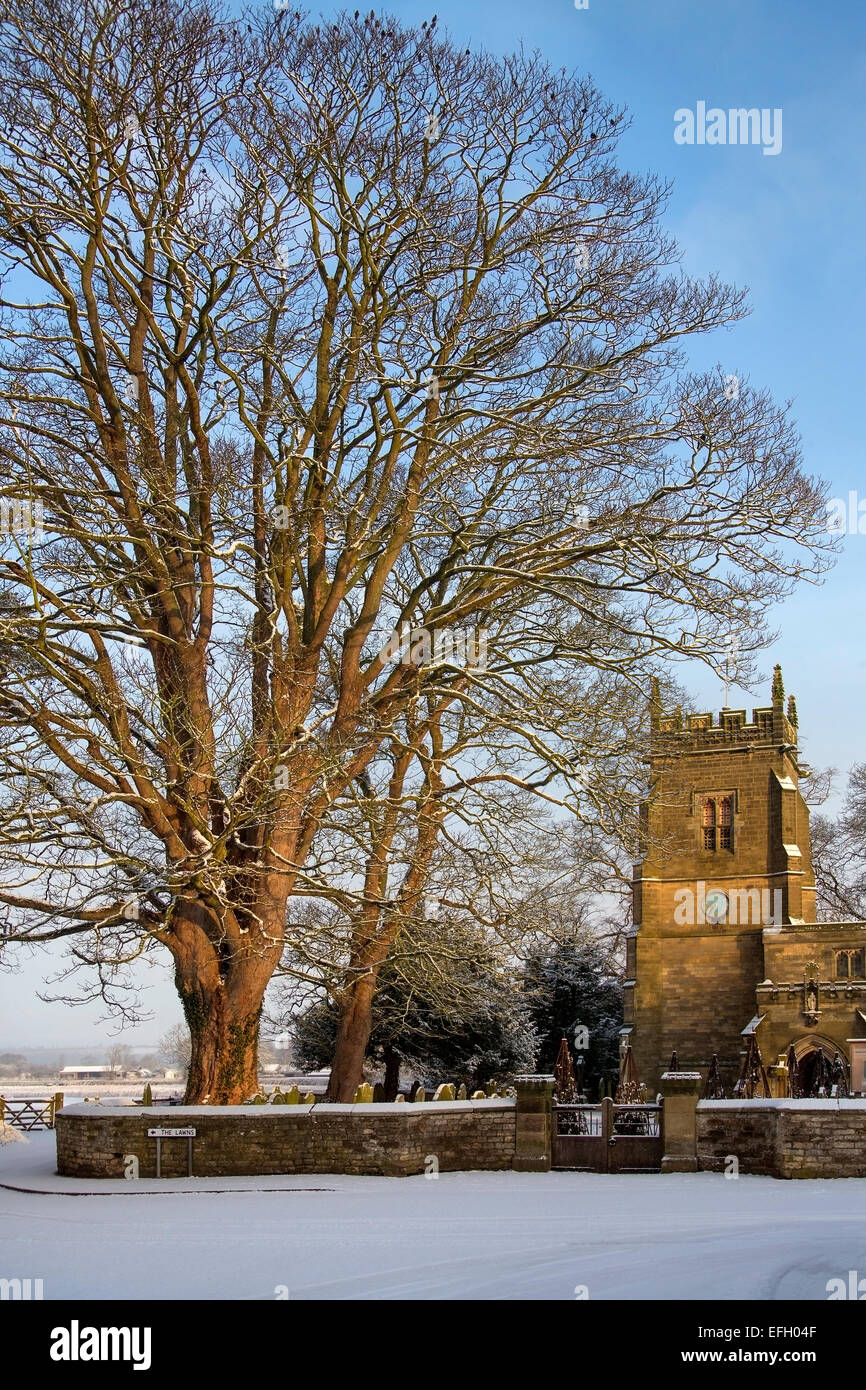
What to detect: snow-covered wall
<box><xmin>55</xmin><ymin>1100</ymin><xmax>517</xmax><ymax>1179</ymax></box>
<box><xmin>697</xmin><ymin>1099</ymin><xmax>866</xmax><ymax>1178</ymax></box>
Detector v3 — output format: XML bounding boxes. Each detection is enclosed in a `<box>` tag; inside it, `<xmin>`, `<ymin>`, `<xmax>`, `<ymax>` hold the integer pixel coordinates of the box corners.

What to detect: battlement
<box><xmin>655</xmin><ymin>706</ymin><xmax>798</xmax><ymax>746</ymax></box>
<box><xmin>649</xmin><ymin>666</ymin><xmax>799</xmax><ymax>753</ymax></box>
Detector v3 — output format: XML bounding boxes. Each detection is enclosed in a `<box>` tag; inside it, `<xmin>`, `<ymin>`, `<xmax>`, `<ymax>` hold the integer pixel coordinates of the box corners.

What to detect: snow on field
<box><xmin>2</xmin><ymin>1130</ymin><xmax>866</xmax><ymax>1301</ymax></box>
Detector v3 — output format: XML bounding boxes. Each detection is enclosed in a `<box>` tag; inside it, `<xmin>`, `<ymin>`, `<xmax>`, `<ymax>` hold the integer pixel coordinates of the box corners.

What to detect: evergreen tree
<box><xmin>523</xmin><ymin>939</ymin><xmax>623</xmax><ymax>1093</ymax></box>
<box><xmin>291</xmin><ymin>921</ymin><xmax>535</xmax><ymax>1094</ymax></box>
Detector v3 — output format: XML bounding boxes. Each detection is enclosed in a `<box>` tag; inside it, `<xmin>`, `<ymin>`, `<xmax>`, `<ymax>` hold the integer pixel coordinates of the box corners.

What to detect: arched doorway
<box><xmin>789</xmin><ymin>1036</ymin><xmax>846</xmax><ymax>1097</ymax></box>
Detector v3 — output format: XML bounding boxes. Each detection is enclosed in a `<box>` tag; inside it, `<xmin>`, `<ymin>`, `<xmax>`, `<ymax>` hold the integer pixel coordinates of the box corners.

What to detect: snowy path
<box><xmin>2</xmin><ymin>1132</ymin><xmax>865</xmax><ymax>1300</ymax></box>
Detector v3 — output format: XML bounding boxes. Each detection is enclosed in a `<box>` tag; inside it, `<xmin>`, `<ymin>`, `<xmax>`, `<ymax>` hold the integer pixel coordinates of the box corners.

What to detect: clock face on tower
<box><xmin>704</xmin><ymin>889</ymin><xmax>729</xmax><ymax>925</ymax></box>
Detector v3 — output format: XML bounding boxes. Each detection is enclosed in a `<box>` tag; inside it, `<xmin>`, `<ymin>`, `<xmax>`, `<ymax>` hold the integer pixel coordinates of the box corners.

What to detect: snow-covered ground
<box><xmin>2</xmin><ymin>1129</ymin><xmax>865</xmax><ymax>1300</ymax></box>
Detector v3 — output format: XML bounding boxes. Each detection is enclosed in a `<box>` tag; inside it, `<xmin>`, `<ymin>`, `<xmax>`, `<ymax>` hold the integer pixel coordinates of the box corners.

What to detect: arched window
<box><xmin>836</xmin><ymin>949</ymin><xmax>866</xmax><ymax>980</ymax></box>
<box><xmin>702</xmin><ymin>799</ymin><xmax>716</xmax><ymax>851</ymax></box>
<box><xmin>719</xmin><ymin>797</ymin><xmax>734</xmax><ymax>851</ymax></box>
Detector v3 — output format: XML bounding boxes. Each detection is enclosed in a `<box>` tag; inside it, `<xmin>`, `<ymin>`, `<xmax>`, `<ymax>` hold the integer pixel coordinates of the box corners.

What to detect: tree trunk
<box><xmin>325</xmin><ymin>971</ymin><xmax>378</xmax><ymax>1101</ymax></box>
<box><xmin>383</xmin><ymin>1043</ymin><xmax>401</xmax><ymax>1101</ymax></box>
<box><xmin>169</xmin><ymin>897</ymin><xmax>283</xmax><ymax>1104</ymax></box>
<box><xmin>182</xmin><ymin>993</ymin><xmax>262</xmax><ymax>1104</ymax></box>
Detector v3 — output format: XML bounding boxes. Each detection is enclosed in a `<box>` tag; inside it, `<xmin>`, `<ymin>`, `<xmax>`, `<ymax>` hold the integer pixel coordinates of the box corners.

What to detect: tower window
<box><xmin>836</xmin><ymin>949</ymin><xmax>865</xmax><ymax>980</ymax></box>
<box><xmin>702</xmin><ymin>799</ymin><xmax>716</xmax><ymax>851</ymax></box>
<box><xmin>699</xmin><ymin>795</ymin><xmax>735</xmax><ymax>852</ymax></box>
<box><xmin>719</xmin><ymin>797</ymin><xmax>734</xmax><ymax>851</ymax></box>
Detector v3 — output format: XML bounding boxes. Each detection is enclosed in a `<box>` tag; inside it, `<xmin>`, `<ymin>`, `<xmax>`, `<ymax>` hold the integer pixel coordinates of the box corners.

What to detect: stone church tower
<box><xmin>624</xmin><ymin>666</ymin><xmax>824</xmax><ymax>1092</ymax></box>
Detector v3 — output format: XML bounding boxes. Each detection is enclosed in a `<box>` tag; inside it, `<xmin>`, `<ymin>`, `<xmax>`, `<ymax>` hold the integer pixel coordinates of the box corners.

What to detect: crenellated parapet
<box><xmin>652</xmin><ymin>666</ymin><xmax>799</xmax><ymax>753</ymax></box>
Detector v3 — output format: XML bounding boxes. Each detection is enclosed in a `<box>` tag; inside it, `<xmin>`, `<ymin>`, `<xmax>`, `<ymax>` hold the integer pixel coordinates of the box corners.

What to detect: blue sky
<box><xmin>3</xmin><ymin>0</ymin><xmax>865</xmax><ymax>1049</ymax></box>
<box><xmin>397</xmin><ymin>0</ymin><xmax>866</xmax><ymax>779</ymax></box>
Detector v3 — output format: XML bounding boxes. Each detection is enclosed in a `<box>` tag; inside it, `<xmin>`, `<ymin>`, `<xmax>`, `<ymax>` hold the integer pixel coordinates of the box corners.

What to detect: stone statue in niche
<box><xmin>804</xmin><ymin>962</ymin><xmax>820</xmax><ymax>1020</ymax></box>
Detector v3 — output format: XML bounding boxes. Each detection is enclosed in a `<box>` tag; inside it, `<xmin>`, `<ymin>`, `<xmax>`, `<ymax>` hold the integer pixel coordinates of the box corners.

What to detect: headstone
<box><xmin>302</xmin><ymin>1092</ymin><xmax>316</xmax><ymax>1104</ymax></box>
<box><xmin>471</xmin><ymin>1090</ymin><xmax>486</xmax><ymax>1100</ymax></box>
<box><xmin>394</xmin><ymin>1094</ymin><xmax>405</xmax><ymax>1102</ymax></box>
<box><xmin>353</xmin><ymin>1082</ymin><xmax>374</xmax><ymax>1103</ymax></box>
<box><xmin>456</xmin><ymin>1083</ymin><xmax>467</xmax><ymax>1100</ymax></box>
<box><xmin>284</xmin><ymin>1084</ymin><xmax>301</xmax><ymax>1104</ymax></box>
<box><xmin>372</xmin><ymin>1082</ymin><xmax>386</xmax><ymax>1103</ymax></box>
<box><xmin>414</xmin><ymin>1087</ymin><xmax>426</xmax><ymax>1103</ymax></box>
<box><xmin>433</xmin><ymin>1083</ymin><xmax>456</xmax><ymax>1101</ymax></box>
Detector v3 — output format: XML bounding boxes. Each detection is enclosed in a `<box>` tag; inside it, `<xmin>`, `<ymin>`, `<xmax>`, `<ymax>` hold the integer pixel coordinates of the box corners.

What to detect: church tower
<box><xmin>624</xmin><ymin>666</ymin><xmax>816</xmax><ymax>1091</ymax></box>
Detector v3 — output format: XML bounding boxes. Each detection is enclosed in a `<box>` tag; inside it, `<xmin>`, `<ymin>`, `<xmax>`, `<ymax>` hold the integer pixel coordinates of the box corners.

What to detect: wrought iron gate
<box><xmin>552</xmin><ymin>1096</ymin><xmax>663</xmax><ymax>1172</ymax></box>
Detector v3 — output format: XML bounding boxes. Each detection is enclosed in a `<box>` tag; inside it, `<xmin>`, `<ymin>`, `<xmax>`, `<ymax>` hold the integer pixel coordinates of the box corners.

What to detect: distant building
<box><xmin>59</xmin><ymin>1065</ymin><xmax>122</xmax><ymax>1080</ymax></box>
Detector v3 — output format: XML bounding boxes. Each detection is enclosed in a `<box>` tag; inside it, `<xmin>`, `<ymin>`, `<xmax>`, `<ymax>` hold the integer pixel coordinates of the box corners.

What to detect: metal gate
<box><xmin>552</xmin><ymin>1096</ymin><xmax>663</xmax><ymax>1172</ymax></box>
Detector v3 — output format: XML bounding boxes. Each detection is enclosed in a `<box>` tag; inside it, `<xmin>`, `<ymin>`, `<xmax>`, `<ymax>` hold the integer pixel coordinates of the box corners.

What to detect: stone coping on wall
<box><xmin>59</xmin><ymin>1098</ymin><xmax>514</xmax><ymax>1117</ymax></box>
<box><xmin>699</xmin><ymin>1098</ymin><xmax>866</xmax><ymax>1111</ymax></box>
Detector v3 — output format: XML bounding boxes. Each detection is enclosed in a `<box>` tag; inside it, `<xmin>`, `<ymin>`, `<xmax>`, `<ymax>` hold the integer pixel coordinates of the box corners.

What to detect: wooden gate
<box><xmin>0</xmin><ymin>1094</ymin><xmax>63</xmax><ymax>1131</ymax></box>
<box><xmin>552</xmin><ymin>1097</ymin><xmax>663</xmax><ymax>1172</ymax></box>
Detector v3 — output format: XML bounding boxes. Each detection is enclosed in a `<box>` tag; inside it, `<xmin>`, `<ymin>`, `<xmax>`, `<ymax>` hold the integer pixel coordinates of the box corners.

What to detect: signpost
<box><xmin>147</xmin><ymin>1128</ymin><xmax>196</xmax><ymax>1177</ymax></box>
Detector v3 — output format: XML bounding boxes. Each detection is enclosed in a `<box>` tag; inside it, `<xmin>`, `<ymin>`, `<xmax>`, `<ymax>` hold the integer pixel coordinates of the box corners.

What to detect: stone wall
<box><xmin>697</xmin><ymin>1099</ymin><xmax>866</xmax><ymax>1178</ymax></box>
<box><xmin>55</xmin><ymin>1100</ymin><xmax>516</xmax><ymax>1179</ymax></box>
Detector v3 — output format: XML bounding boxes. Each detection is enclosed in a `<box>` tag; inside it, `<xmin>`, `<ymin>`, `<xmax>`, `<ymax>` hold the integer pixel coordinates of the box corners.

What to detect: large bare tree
<box><xmin>281</xmin><ymin>659</ymin><xmax>647</xmax><ymax>1099</ymax></box>
<box><xmin>0</xmin><ymin>1</ymin><xmax>833</xmax><ymax>1100</ymax></box>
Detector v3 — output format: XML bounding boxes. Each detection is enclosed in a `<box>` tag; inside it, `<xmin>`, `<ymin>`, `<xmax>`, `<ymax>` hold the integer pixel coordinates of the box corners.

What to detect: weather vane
<box><xmin>722</xmin><ymin>634</ymin><xmax>739</xmax><ymax>709</ymax></box>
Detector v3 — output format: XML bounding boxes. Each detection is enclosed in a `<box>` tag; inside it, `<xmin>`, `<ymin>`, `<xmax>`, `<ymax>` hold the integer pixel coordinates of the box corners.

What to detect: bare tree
<box><xmin>157</xmin><ymin>1022</ymin><xmax>192</xmax><ymax>1070</ymax></box>
<box><xmin>278</xmin><ymin>668</ymin><xmax>668</xmax><ymax>1100</ymax></box>
<box><xmin>0</xmin><ymin>3</ymin><xmax>833</xmax><ymax>1101</ymax></box>
<box><xmin>106</xmin><ymin>1042</ymin><xmax>133</xmax><ymax>1073</ymax></box>
<box><xmin>811</xmin><ymin>765</ymin><xmax>866</xmax><ymax>922</ymax></box>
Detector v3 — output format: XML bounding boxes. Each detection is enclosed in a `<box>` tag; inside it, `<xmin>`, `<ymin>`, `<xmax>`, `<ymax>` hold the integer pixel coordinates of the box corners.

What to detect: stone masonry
<box><xmin>697</xmin><ymin>1099</ymin><xmax>866</xmax><ymax>1178</ymax></box>
<box><xmin>55</xmin><ymin>1100</ymin><xmax>516</xmax><ymax>1179</ymax></box>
